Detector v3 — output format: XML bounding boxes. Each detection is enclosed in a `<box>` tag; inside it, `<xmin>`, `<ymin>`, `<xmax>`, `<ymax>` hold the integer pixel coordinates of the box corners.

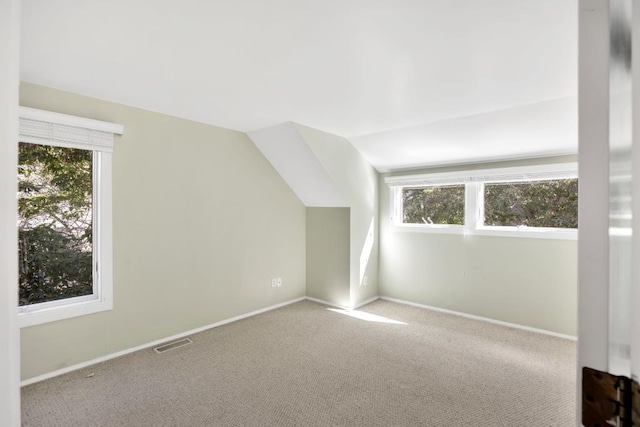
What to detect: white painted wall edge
<box><xmin>379</xmin><ymin>296</ymin><xmax>577</xmax><ymax>341</ymax></box>
<box><xmin>21</xmin><ymin>296</ymin><xmax>306</xmax><ymax>386</ymax></box>
<box><xmin>0</xmin><ymin>0</ymin><xmax>21</xmax><ymax>424</ymax></box>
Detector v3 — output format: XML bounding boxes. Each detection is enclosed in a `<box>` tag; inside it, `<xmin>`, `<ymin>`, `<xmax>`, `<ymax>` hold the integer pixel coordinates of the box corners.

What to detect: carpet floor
<box><xmin>21</xmin><ymin>300</ymin><xmax>576</xmax><ymax>426</ymax></box>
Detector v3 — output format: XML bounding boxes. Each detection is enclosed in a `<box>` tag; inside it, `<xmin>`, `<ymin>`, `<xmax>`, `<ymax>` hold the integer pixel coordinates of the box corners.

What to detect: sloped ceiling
<box><xmin>351</xmin><ymin>97</ymin><xmax>577</xmax><ymax>172</ymax></box>
<box><xmin>248</xmin><ymin>123</ymin><xmax>348</xmax><ymax>207</ymax></box>
<box><xmin>21</xmin><ymin>0</ymin><xmax>577</xmax><ymax>171</ymax></box>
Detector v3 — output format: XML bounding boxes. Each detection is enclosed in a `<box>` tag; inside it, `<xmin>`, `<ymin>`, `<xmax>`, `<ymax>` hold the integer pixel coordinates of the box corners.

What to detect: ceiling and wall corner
<box><xmin>14</xmin><ymin>0</ymin><xmax>583</xmax><ymax>389</ymax></box>
<box><xmin>248</xmin><ymin>123</ymin><xmax>348</xmax><ymax>207</ymax></box>
<box><xmin>20</xmin><ymin>0</ymin><xmax>577</xmax><ymax>172</ymax></box>
<box><xmin>350</xmin><ymin>97</ymin><xmax>578</xmax><ymax>172</ymax></box>
<box><xmin>250</xmin><ymin>122</ymin><xmax>380</xmax><ymax>308</ymax></box>
<box><xmin>19</xmin><ymin>82</ymin><xmax>309</xmax><ymax>381</ymax></box>
<box><xmin>293</xmin><ymin>124</ymin><xmax>380</xmax><ymax>307</ymax></box>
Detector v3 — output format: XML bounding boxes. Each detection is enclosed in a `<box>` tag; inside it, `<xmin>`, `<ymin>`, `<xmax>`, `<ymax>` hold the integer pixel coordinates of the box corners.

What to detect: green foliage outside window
<box><xmin>402</xmin><ymin>185</ymin><xmax>465</xmax><ymax>225</ymax></box>
<box><xmin>484</xmin><ymin>179</ymin><xmax>578</xmax><ymax>228</ymax></box>
<box><xmin>18</xmin><ymin>142</ymin><xmax>94</xmax><ymax>306</ymax></box>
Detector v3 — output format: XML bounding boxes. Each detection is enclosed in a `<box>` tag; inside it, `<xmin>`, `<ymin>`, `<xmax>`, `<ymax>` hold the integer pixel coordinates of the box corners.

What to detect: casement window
<box><xmin>401</xmin><ymin>185</ymin><xmax>465</xmax><ymax>226</ymax></box>
<box><xmin>17</xmin><ymin>107</ymin><xmax>123</xmax><ymax>327</ymax></box>
<box><xmin>386</xmin><ymin>163</ymin><xmax>578</xmax><ymax>239</ymax></box>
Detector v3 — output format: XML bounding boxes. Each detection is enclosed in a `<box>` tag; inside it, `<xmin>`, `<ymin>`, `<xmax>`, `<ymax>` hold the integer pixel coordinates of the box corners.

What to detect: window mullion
<box><xmin>92</xmin><ymin>151</ymin><xmax>100</xmax><ymax>297</ymax></box>
<box><xmin>390</xmin><ymin>187</ymin><xmax>402</xmax><ymax>224</ymax></box>
<box><xmin>396</xmin><ymin>187</ymin><xmax>403</xmax><ymax>224</ymax></box>
<box><xmin>465</xmin><ymin>182</ymin><xmax>481</xmax><ymax>230</ymax></box>
<box><xmin>477</xmin><ymin>183</ymin><xmax>485</xmax><ymax>228</ymax></box>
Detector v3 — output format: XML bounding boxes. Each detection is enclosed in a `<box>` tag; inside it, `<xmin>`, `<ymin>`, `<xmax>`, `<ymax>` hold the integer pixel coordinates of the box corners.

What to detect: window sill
<box><xmin>18</xmin><ymin>297</ymin><xmax>112</xmax><ymax>328</ymax></box>
<box><xmin>472</xmin><ymin>226</ymin><xmax>577</xmax><ymax>240</ymax></box>
<box><xmin>392</xmin><ymin>223</ymin><xmax>577</xmax><ymax>240</ymax></box>
<box><xmin>393</xmin><ymin>224</ymin><xmax>465</xmax><ymax>234</ymax></box>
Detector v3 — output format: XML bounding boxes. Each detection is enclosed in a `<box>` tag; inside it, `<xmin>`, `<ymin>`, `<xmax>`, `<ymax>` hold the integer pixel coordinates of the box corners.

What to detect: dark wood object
<box><xmin>582</xmin><ymin>366</ymin><xmax>640</xmax><ymax>426</ymax></box>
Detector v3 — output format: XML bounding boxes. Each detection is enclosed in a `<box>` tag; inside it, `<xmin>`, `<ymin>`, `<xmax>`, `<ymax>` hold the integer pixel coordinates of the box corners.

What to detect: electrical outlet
<box><xmin>276</xmin><ymin>277</ymin><xmax>282</xmax><ymax>287</ymax></box>
<box><xmin>271</xmin><ymin>279</ymin><xmax>277</xmax><ymax>288</ymax></box>
<box><xmin>364</xmin><ymin>276</ymin><xmax>368</xmax><ymax>286</ymax></box>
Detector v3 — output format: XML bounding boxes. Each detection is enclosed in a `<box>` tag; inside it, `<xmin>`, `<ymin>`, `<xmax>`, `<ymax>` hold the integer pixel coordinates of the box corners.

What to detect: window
<box><xmin>386</xmin><ymin>163</ymin><xmax>578</xmax><ymax>239</ymax></box>
<box><xmin>402</xmin><ymin>185</ymin><xmax>465</xmax><ymax>225</ymax></box>
<box><xmin>483</xmin><ymin>179</ymin><xmax>578</xmax><ymax>228</ymax></box>
<box><xmin>17</xmin><ymin>107</ymin><xmax>123</xmax><ymax>327</ymax></box>
<box><xmin>19</xmin><ymin>144</ymin><xmax>94</xmax><ymax>306</ymax></box>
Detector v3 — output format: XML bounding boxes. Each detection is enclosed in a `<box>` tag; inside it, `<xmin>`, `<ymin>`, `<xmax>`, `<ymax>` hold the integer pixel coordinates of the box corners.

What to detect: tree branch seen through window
<box><xmin>484</xmin><ymin>179</ymin><xmax>578</xmax><ymax>228</ymax></box>
<box><xmin>18</xmin><ymin>142</ymin><xmax>94</xmax><ymax>306</ymax></box>
<box><xmin>402</xmin><ymin>185</ymin><xmax>465</xmax><ymax>225</ymax></box>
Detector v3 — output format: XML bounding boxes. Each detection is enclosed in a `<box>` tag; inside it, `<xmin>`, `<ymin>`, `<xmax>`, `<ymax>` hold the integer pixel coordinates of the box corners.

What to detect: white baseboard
<box><xmin>304</xmin><ymin>296</ymin><xmax>349</xmax><ymax>310</ymax></box>
<box><xmin>22</xmin><ymin>294</ymin><xmax>575</xmax><ymax>386</ymax></box>
<box><xmin>379</xmin><ymin>296</ymin><xmax>577</xmax><ymax>341</ymax></box>
<box><xmin>21</xmin><ymin>296</ymin><xmax>306</xmax><ymax>387</ymax></box>
<box><xmin>352</xmin><ymin>296</ymin><xmax>379</xmax><ymax>309</ymax></box>
<box><xmin>304</xmin><ymin>296</ymin><xmax>379</xmax><ymax>310</ymax></box>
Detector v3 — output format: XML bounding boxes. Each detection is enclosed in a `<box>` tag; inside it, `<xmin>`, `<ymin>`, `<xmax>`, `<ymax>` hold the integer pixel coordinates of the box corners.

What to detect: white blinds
<box><xmin>18</xmin><ymin>107</ymin><xmax>123</xmax><ymax>152</ymax></box>
<box><xmin>384</xmin><ymin>163</ymin><xmax>578</xmax><ymax>187</ymax></box>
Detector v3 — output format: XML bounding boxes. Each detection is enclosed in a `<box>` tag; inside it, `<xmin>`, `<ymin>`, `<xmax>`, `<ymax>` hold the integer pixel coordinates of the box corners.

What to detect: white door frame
<box><xmin>577</xmin><ymin>0</ymin><xmax>611</xmax><ymax>425</ymax></box>
<box><xmin>578</xmin><ymin>0</ymin><xmax>640</xmax><ymax>425</ymax></box>
<box><xmin>631</xmin><ymin>0</ymin><xmax>640</xmax><ymax>384</ymax></box>
<box><xmin>577</xmin><ymin>0</ymin><xmax>610</xmax><ymax>370</ymax></box>
<box><xmin>0</xmin><ymin>0</ymin><xmax>21</xmax><ymax>425</ymax></box>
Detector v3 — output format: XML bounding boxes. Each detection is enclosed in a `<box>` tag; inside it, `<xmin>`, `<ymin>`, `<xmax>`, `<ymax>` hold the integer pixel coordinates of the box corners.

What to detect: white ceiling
<box><xmin>21</xmin><ymin>0</ymin><xmax>577</xmax><ymax>171</ymax></box>
<box><xmin>351</xmin><ymin>97</ymin><xmax>577</xmax><ymax>172</ymax></box>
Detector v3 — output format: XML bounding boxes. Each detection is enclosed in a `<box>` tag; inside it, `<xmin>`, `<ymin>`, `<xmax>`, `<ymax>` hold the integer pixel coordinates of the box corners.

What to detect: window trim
<box><xmin>17</xmin><ymin>107</ymin><xmax>121</xmax><ymax>328</ymax></box>
<box><xmin>386</xmin><ymin>163</ymin><xmax>578</xmax><ymax>240</ymax></box>
<box><xmin>396</xmin><ymin>183</ymin><xmax>466</xmax><ymax>228</ymax></box>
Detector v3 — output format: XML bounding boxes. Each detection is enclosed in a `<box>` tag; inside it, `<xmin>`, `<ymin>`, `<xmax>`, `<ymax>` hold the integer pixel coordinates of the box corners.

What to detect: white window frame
<box><xmin>17</xmin><ymin>107</ymin><xmax>123</xmax><ymax>328</ymax></box>
<box><xmin>391</xmin><ymin>183</ymin><xmax>466</xmax><ymax>234</ymax></box>
<box><xmin>386</xmin><ymin>163</ymin><xmax>578</xmax><ymax>240</ymax></box>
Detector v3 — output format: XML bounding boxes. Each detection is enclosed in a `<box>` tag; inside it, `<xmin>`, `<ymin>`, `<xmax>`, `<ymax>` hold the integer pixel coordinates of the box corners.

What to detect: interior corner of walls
<box><xmin>17</xmin><ymin>86</ymin><xmax>310</xmax><ymax>384</ymax></box>
<box><xmin>306</xmin><ymin>207</ymin><xmax>351</xmax><ymax>306</ymax></box>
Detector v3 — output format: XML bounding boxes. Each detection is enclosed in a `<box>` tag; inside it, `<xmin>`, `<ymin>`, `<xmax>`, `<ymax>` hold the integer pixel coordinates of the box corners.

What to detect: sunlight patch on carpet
<box><xmin>327</xmin><ymin>308</ymin><xmax>407</xmax><ymax>325</ymax></box>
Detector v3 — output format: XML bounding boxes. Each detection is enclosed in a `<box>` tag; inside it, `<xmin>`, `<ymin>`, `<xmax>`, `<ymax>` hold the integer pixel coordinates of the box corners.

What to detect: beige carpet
<box><xmin>21</xmin><ymin>300</ymin><xmax>576</xmax><ymax>426</ymax></box>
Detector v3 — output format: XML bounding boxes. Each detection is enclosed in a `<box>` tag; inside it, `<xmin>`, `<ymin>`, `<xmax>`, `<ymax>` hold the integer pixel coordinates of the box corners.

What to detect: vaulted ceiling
<box><xmin>21</xmin><ymin>0</ymin><xmax>577</xmax><ymax>171</ymax></box>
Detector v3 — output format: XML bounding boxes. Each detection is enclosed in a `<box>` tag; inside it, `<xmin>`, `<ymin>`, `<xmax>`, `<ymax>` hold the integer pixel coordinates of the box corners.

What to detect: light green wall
<box><xmin>294</xmin><ymin>124</ymin><xmax>379</xmax><ymax>307</ymax></box>
<box><xmin>306</xmin><ymin>208</ymin><xmax>350</xmax><ymax>306</ymax></box>
<box><xmin>18</xmin><ymin>83</ymin><xmax>577</xmax><ymax>380</ymax></box>
<box><xmin>379</xmin><ymin>156</ymin><xmax>578</xmax><ymax>336</ymax></box>
<box><xmin>19</xmin><ymin>83</ymin><xmax>307</xmax><ymax>380</ymax></box>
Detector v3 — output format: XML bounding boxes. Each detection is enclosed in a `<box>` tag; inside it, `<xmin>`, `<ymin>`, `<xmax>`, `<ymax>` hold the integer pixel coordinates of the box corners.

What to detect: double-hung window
<box><xmin>17</xmin><ymin>107</ymin><xmax>123</xmax><ymax>327</ymax></box>
<box><xmin>386</xmin><ymin>163</ymin><xmax>578</xmax><ymax>239</ymax></box>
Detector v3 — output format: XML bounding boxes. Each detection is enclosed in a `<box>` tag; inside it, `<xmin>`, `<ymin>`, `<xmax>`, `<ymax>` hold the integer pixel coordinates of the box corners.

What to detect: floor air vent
<box><xmin>153</xmin><ymin>338</ymin><xmax>193</xmax><ymax>354</ymax></box>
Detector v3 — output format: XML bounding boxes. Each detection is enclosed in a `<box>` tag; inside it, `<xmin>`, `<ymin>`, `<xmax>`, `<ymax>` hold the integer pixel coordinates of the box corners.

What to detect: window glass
<box><xmin>483</xmin><ymin>179</ymin><xmax>578</xmax><ymax>228</ymax></box>
<box><xmin>402</xmin><ymin>185</ymin><xmax>465</xmax><ymax>225</ymax></box>
<box><xmin>18</xmin><ymin>142</ymin><xmax>94</xmax><ymax>306</ymax></box>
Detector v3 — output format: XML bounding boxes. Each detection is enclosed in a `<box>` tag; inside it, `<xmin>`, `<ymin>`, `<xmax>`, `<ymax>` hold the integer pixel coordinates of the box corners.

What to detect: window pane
<box><xmin>402</xmin><ymin>185</ymin><xmax>465</xmax><ymax>225</ymax></box>
<box><xmin>18</xmin><ymin>142</ymin><xmax>93</xmax><ymax>306</ymax></box>
<box><xmin>484</xmin><ymin>179</ymin><xmax>578</xmax><ymax>228</ymax></box>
